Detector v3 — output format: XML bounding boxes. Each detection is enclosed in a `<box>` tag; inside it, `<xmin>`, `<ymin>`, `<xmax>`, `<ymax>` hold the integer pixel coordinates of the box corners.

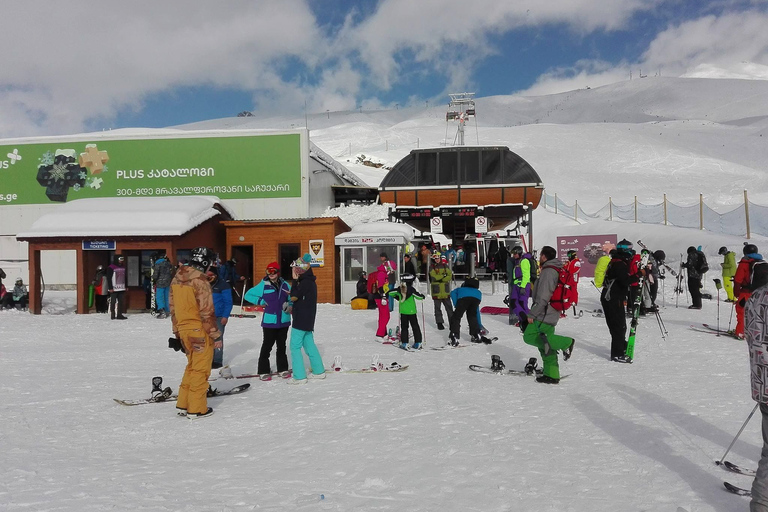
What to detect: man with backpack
<box><xmin>735</xmin><ymin>243</ymin><xmax>766</xmax><ymax>339</ymax></box>
<box><xmin>507</xmin><ymin>246</ymin><xmax>534</xmax><ymax>327</ymax></box>
<box><xmin>682</xmin><ymin>246</ymin><xmax>708</xmax><ymax>310</ymax></box>
<box><xmin>522</xmin><ymin>246</ymin><xmax>575</xmax><ymax>384</ymax></box>
<box><xmin>152</xmin><ymin>251</ymin><xmax>175</xmax><ymax>318</ymax></box>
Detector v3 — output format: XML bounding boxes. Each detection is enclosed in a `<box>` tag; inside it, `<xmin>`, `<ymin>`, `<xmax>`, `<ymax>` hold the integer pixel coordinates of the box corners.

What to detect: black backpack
<box><xmin>751</xmin><ymin>260</ymin><xmax>768</xmax><ymax>291</ymax></box>
<box><xmin>696</xmin><ymin>251</ymin><xmax>709</xmax><ymax>274</ymax></box>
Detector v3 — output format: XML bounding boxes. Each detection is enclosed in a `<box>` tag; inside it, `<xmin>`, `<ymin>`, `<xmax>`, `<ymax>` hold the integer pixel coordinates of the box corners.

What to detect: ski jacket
<box><xmin>601</xmin><ymin>256</ymin><xmax>636</xmax><ymax>302</ymax></box>
<box><xmin>746</xmin><ymin>284</ymin><xmax>768</xmax><ymax>403</ymax></box>
<box><xmin>529</xmin><ymin>258</ymin><xmax>564</xmax><ymax>326</ymax></box>
<box><xmin>217</xmin><ymin>262</ymin><xmax>240</xmax><ymax>291</ymax></box>
<box><xmin>107</xmin><ymin>264</ymin><xmax>126</xmax><ymax>292</ymax></box>
<box><xmin>373</xmin><ymin>264</ymin><xmax>390</xmax><ymax>299</ymax></box>
<box><xmin>429</xmin><ymin>263</ymin><xmax>452</xmax><ymax>299</ymax></box>
<box><xmin>508</xmin><ymin>255</ymin><xmax>532</xmax><ymax>289</ymax></box>
<box><xmin>722</xmin><ymin>251</ymin><xmax>737</xmax><ymax>278</ymax></box>
<box><xmin>12</xmin><ymin>284</ymin><xmax>27</xmax><ymax>301</ymax></box>
<box><xmin>565</xmin><ymin>258</ymin><xmax>581</xmax><ymax>285</ymax></box>
<box><xmin>152</xmin><ymin>257</ymin><xmax>175</xmax><ymax>288</ymax></box>
<box><xmin>211</xmin><ymin>276</ymin><xmax>234</xmax><ymax>319</ymax></box>
<box><xmin>245</xmin><ymin>276</ymin><xmax>291</xmax><ymax>328</ymax></box>
<box><xmin>684</xmin><ymin>251</ymin><xmax>705</xmax><ymax>280</ymax></box>
<box><xmin>290</xmin><ymin>268</ymin><xmax>317</xmax><ymax>332</ymax></box>
<box><xmin>449</xmin><ymin>282</ymin><xmax>482</xmax><ymax>305</ymax></box>
<box><xmin>403</xmin><ymin>259</ymin><xmax>417</xmax><ymax>277</ymax></box>
<box><xmin>388</xmin><ymin>285</ymin><xmax>425</xmax><ymax>315</ymax></box>
<box><xmin>169</xmin><ymin>265</ymin><xmax>221</xmax><ymax>341</ymax></box>
<box><xmin>593</xmin><ymin>254</ymin><xmax>611</xmax><ymax>288</ymax></box>
<box><xmin>356</xmin><ymin>277</ymin><xmax>368</xmax><ymax>298</ymax></box>
<box><xmin>93</xmin><ymin>270</ymin><xmax>109</xmax><ymax>296</ymax></box>
<box><xmin>735</xmin><ymin>255</ymin><xmax>764</xmax><ymax>296</ymax></box>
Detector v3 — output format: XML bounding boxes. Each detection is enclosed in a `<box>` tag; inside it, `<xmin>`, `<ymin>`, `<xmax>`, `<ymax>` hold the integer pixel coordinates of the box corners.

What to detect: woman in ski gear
<box><xmin>522</xmin><ymin>246</ymin><xmax>575</xmax><ymax>383</ymax></box>
<box><xmin>735</xmin><ymin>244</ymin><xmax>764</xmax><ymax>339</ymax></box>
<box><xmin>601</xmin><ymin>248</ymin><xmax>634</xmax><ymax>361</ymax></box>
<box><xmin>564</xmin><ymin>249</ymin><xmax>582</xmax><ymax>313</ymax></box>
<box><xmin>744</xmin><ymin>274</ymin><xmax>768</xmax><ymax>507</ymax></box>
<box><xmin>719</xmin><ymin>246</ymin><xmax>737</xmax><ymax>302</ymax></box>
<box><xmin>388</xmin><ymin>273</ymin><xmax>425</xmax><ymax>349</ymax></box>
<box><xmin>287</xmin><ymin>254</ymin><xmax>324</xmax><ymax>383</ymax></box>
<box><xmin>373</xmin><ymin>260</ymin><xmax>392</xmax><ymax>340</ymax></box>
<box><xmin>169</xmin><ymin>247</ymin><xmax>222</xmax><ymax>419</ymax></box>
<box><xmin>429</xmin><ymin>253</ymin><xmax>453</xmax><ymax>330</ymax></box>
<box><xmin>245</xmin><ymin>262</ymin><xmax>292</xmax><ymax>377</ymax></box>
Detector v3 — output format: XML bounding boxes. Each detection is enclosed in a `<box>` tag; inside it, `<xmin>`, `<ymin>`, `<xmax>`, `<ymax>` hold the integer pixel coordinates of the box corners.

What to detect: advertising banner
<box><xmin>309</xmin><ymin>239</ymin><xmax>325</xmax><ymax>268</ymax></box>
<box><xmin>556</xmin><ymin>234</ymin><xmax>618</xmax><ymax>278</ymax></box>
<box><xmin>0</xmin><ymin>132</ymin><xmax>302</xmax><ymax>206</ymax></box>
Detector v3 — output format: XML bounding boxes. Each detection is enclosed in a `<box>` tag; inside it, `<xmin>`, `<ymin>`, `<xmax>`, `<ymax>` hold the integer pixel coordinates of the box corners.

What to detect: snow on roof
<box><xmin>17</xmin><ymin>196</ymin><xmax>232</xmax><ymax>239</ymax></box>
<box><xmin>335</xmin><ymin>221</ymin><xmax>414</xmax><ymax>242</ymax></box>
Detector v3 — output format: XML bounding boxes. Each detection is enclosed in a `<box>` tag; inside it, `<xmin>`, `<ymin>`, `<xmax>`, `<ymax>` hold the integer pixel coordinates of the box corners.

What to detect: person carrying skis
<box><xmin>719</xmin><ymin>246</ymin><xmax>737</xmax><ymax>302</ymax></box>
<box><xmin>286</xmin><ymin>254</ymin><xmax>325</xmax><ymax>384</ymax></box>
<box><xmin>208</xmin><ymin>259</ymin><xmax>233</xmax><ymax>370</ymax></box>
<box><xmin>735</xmin><ymin>243</ymin><xmax>765</xmax><ymax>339</ymax></box>
<box><xmin>563</xmin><ymin>249</ymin><xmax>582</xmax><ymax>316</ymax></box>
<box><xmin>106</xmin><ymin>255</ymin><xmax>128</xmax><ymax>320</ymax></box>
<box><xmin>388</xmin><ymin>273</ymin><xmax>425</xmax><ymax>350</ymax></box>
<box><xmin>507</xmin><ymin>246</ymin><xmax>533</xmax><ymax>326</ymax></box>
<box><xmin>601</xmin><ymin>246</ymin><xmax>643</xmax><ymax>362</ymax></box>
<box><xmin>169</xmin><ymin>247</ymin><xmax>222</xmax><ymax>419</ymax></box>
<box><xmin>245</xmin><ymin>261</ymin><xmax>292</xmax><ymax>379</ymax></box>
<box><xmin>522</xmin><ymin>246</ymin><xmax>575</xmax><ymax>383</ymax></box>
<box><xmin>744</xmin><ymin>272</ymin><xmax>768</xmax><ymax>507</ymax></box>
<box><xmin>682</xmin><ymin>246</ymin><xmax>706</xmax><ymax>310</ymax></box>
<box><xmin>152</xmin><ymin>251</ymin><xmax>175</xmax><ymax>319</ymax></box>
<box><xmin>449</xmin><ymin>277</ymin><xmax>491</xmax><ymax>345</ymax></box>
<box><xmin>429</xmin><ymin>252</ymin><xmax>453</xmax><ymax>330</ymax></box>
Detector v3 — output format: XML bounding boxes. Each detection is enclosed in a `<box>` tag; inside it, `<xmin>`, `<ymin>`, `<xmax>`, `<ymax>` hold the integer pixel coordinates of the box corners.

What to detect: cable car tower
<box><xmin>445</xmin><ymin>92</ymin><xmax>477</xmax><ymax>146</ymax></box>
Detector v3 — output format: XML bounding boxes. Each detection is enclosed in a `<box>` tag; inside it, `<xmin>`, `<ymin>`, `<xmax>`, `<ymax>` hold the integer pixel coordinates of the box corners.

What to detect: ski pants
<box><xmin>432</xmin><ymin>297</ymin><xmax>453</xmax><ymax>327</ymax></box>
<box><xmin>688</xmin><ymin>277</ymin><xmax>703</xmax><ymax>308</ymax></box>
<box><xmin>155</xmin><ymin>286</ymin><xmax>170</xmax><ymax>313</ymax></box>
<box><xmin>509</xmin><ymin>283</ymin><xmax>530</xmax><ymax>323</ymax></box>
<box><xmin>737</xmin><ymin>292</ymin><xmax>751</xmax><ymax>337</ymax></box>
<box><xmin>375</xmin><ymin>297</ymin><xmax>390</xmax><ymax>337</ymax></box>
<box><xmin>450</xmin><ymin>296</ymin><xmax>481</xmax><ymax>338</ymax></box>
<box><xmin>723</xmin><ymin>275</ymin><xmax>735</xmax><ymax>302</ymax></box>
<box><xmin>400</xmin><ymin>313</ymin><xmax>422</xmax><ymax>345</ymax></box>
<box><xmin>109</xmin><ymin>291</ymin><xmax>125</xmax><ymax>318</ymax></box>
<box><xmin>177</xmin><ymin>328</ymin><xmax>214</xmax><ymax>415</ymax></box>
<box><xmin>752</xmin><ymin>403</ymin><xmax>768</xmax><ymax>512</ymax></box>
<box><xmin>522</xmin><ymin>320</ymin><xmax>572</xmax><ymax>379</ymax></box>
<box><xmin>602</xmin><ymin>294</ymin><xmax>627</xmax><ymax>359</ymax></box>
<box><xmin>213</xmin><ymin>317</ymin><xmax>226</xmax><ymax>367</ymax></box>
<box><xmin>258</xmin><ymin>326</ymin><xmax>289</xmax><ymax>374</ymax></box>
<box><xmin>289</xmin><ymin>328</ymin><xmax>324</xmax><ymax>381</ymax></box>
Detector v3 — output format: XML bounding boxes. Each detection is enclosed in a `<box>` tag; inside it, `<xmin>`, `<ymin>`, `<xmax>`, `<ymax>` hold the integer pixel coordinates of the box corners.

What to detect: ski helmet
<box><xmin>653</xmin><ymin>250</ymin><xmax>666</xmax><ymax>263</ymax></box>
<box><xmin>718</xmin><ymin>246</ymin><xmax>728</xmax><ymax>256</ymax></box>
<box><xmin>616</xmin><ymin>239</ymin><xmax>633</xmax><ymax>251</ymax></box>
<box><xmin>687</xmin><ymin>246</ymin><xmax>696</xmax><ymax>254</ymax></box>
<box><xmin>567</xmin><ymin>249</ymin><xmax>577</xmax><ymax>260</ymax></box>
<box><xmin>511</xmin><ymin>245</ymin><xmax>524</xmax><ymax>256</ymax></box>
<box><xmin>189</xmin><ymin>247</ymin><xmax>217</xmax><ymax>272</ymax></box>
<box><xmin>744</xmin><ymin>243</ymin><xmax>759</xmax><ymax>255</ymax></box>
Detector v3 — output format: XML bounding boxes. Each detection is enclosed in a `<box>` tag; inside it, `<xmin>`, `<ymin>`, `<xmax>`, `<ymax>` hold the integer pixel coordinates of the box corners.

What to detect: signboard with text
<box><xmin>82</xmin><ymin>240</ymin><xmax>116</xmax><ymax>251</ymax></box>
<box><xmin>556</xmin><ymin>234</ymin><xmax>618</xmax><ymax>278</ymax></box>
<box><xmin>0</xmin><ymin>132</ymin><xmax>303</xmax><ymax>206</ymax></box>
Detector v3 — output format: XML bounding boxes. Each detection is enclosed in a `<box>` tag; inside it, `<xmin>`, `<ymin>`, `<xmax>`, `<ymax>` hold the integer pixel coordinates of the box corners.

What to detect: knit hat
<box><xmin>266</xmin><ymin>261</ymin><xmax>279</xmax><ymax>273</ymax></box>
<box><xmin>291</xmin><ymin>253</ymin><xmax>312</xmax><ymax>273</ymax></box>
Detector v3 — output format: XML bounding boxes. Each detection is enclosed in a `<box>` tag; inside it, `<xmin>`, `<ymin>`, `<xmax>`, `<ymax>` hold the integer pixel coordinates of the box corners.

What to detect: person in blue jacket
<box><xmin>449</xmin><ymin>277</ymin><xmax>492</xmax><ymax>345</ymax></box>
<box><xmin>244</xmin><ymin>261</ymin><xmax>292</xmax><ymax>379</ymax></box>
<box><xmin>209</xmin><ymin>261</ymin><xmax>234</xmax><ymax>369</ymax></box>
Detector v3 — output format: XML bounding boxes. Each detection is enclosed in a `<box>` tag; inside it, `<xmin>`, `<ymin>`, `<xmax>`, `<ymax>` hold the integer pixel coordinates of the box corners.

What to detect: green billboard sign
<box><xmin>0</xmin><ymin>132</ymin><xmax>303</xmax><ymax>205</ymax></box>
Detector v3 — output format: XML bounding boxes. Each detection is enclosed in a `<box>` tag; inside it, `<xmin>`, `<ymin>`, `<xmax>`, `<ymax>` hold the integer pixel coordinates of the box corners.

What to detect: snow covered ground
<box><xmin>0</xmin><ymin>274</ymin><xmax>761</xmax><ymax>511</ymax></box>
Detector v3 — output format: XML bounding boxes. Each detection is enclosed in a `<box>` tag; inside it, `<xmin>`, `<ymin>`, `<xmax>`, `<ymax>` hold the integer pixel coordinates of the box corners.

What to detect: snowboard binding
<box><xmin>524</xmin><ymin>357</ymin><xmax>538</xmax><ymax>375</ymax></box>
<box><xmin>490</xmin><ymin>355</ymin><xmax>506</xmax><ymax>372</ymax></box>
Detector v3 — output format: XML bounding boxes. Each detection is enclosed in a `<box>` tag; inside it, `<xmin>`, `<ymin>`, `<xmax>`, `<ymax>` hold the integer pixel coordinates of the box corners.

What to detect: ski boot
<box><xmin>369</xmin><ymin>355</ymin><xmax>382</xmax><ymax>372</ymax></box>
<box><xmin>411</xmin><ymin>342</ymin><xmax>422</xmax><ymax>350</ymax></box>
<box><xmin>151</xmin><ymin>376</ymin><xmax>164</xmax><ymax>396</ymax></box>
<box><xmin>449</xmin><ymin>331</ymin><xmax>459</xmax><ymax>347</ymax></box>
<box><xmin>490</xmin><ymin>355</ymin><xmax>505</xmax><ymax>372</ymax></box>
<box><xmin>437</xmin><ymin>323</ymin><xmax>445</xmax><ymax>330</ymax></box>
<box><xmin>524</xmin><ymin>357</ymin><xmax>538</xmax><ymax>375</ymax></box>
<box><xmin>398</xmin><ymin>342</ymin><xmax>409</xmax><ymax>350</ymax></box>
<box><xmin>563</xmin><ymin>338</ymin><xmax>575</xmax><ymax>361</ymax></box>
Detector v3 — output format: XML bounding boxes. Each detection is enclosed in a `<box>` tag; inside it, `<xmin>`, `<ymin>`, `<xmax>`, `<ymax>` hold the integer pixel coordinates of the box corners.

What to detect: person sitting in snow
<box><xmin>388</xmin><ymin>273</ymin><xmax>425</xmax><ymax>350</ymax></box>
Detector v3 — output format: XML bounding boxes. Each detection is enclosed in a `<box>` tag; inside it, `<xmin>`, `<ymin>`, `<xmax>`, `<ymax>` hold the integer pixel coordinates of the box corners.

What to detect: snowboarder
<box><xmin>286</xmin><ymin>253</ymin><xmax>325</xmax><ymax>384</ymax></box>
<box><xmin>522</xmin><ymin>246</ymin><xmax>575</xmax><ymax>383</ymax></box>
<box><xmin>507</xmin><ymin>246</ymin><xmax>533</xmax><ymax>326</ymax></box>
<box><xmin>719</xmin><ymin>246</ymin><xmax>737</xmax><ymax>302</ymax></box>
<box><xmin>169</xmin><ymin>247</ymin><xmax>222</xmax><ymax>419</ymax></box>
<box><xmin>735</xmin><ymin>243</ymin><xmax>765</xmax><ymax>339</ymax></box>
<box><xmin>388</xmin><ymin>273</ymin><xmax>425</xmax><ymax>349</ymax></box>
<box><xmin>209</xmin><ymin>260</ymin><xmax>233</xmax><ymax>370</ymax></box>
<box><xmin>245</xmin><ymin>261</ymin><xmax>292</xmax><ymax>378</ymax></box>
<box><xmin>106</xmin><ymin>255</ymin><xmax>127</xmax><ymax>320</ymax></box>
<box><xmin>429</xmin><ymin>252</ymin><xmax>453</xmax><ymax>330</ymax></box>
<box><xmin>152</xmin><ymin>251</ymin><xmax>175</xmax><ymax>318</ymax></box>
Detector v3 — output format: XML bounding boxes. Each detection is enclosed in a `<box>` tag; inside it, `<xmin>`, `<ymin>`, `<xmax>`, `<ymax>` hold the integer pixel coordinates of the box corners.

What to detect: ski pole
<box><xmin>716</xmin><ymin>403</ymin><xmax>759</xmax><ymax>467</ymax></box>
<box><xmin>728</xmin><ymin>300</ymin><xmax>736</xmax><ymax>332</ymax></box>
<box><xmin>713</xmin><ymin>278</ymin><xmax>722</xmax><ymax>335</ymax></box>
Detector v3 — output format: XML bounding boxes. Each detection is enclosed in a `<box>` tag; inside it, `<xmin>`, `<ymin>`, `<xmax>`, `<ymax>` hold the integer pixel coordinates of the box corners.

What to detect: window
<box><xmin>482</xmin><ymin>150</ymin><xmax>502</xmax><ymax>184</ymax></box>
<box><xmin>417</xmin><ymin>152</ymin><xmax>436</xmax><ymax>186</ymax></box>
<box><xmin>344</xmin><ymin>247</ymin><xmax>364</xmax><ymax>281</ymax></box>
<box><xmin>439</xmin><ymin>152</ymin><xmax>458</xmax><ymax>185</ymax></box>
<box><xmin>461</xmin><ymin>150</ymin><xmax>480</xmax><ymax>184</ymax></box>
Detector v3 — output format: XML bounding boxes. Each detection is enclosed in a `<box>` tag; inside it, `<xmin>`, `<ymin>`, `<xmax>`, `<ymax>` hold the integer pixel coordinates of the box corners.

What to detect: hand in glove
<box><xmin>282</xmin><ymin>302</ymin><xmax>293</xmax><ymax>314</ymax></box>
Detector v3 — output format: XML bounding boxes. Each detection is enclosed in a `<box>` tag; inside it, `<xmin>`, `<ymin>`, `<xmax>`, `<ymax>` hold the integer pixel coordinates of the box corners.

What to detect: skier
<box><xmin>152</xmin><ymin>251</ymin><xmax>175</xmax><ymax>318</ymax></box>
<box><xmin>744</xmin><ymin>273</ymin><xmax>768</xmax><ymax>507</ymax></box>
<box><xmin>507</xmin><ymin>246</ymin><xmax>533</xmax><ymax>326</ymax></box>
<box><xmin>106</xmin><ymin>255</ymin><xmax>127</xmax><ymax>320</ymax></box>
<box><xmin>719</xmin><ymin>246</ymin><xmax>737</xmax><ymax>302</ymax></box>
<box><xmin>522</xmin><ymin>246</ymin><xmax>575</xmax><ymax>383</ymax></box>
<box><xmin>388</xmin><ymin>273</ymin><xmax>425</xmax><ymax>350</ymax></box>
<box><xmin>209</xmin><ymin>259</ymin><xmax>233</xmax><ymax>370</ymax></box>
<box><xmin>601</xmin><ymin>246</ymin><xmax>637</xmax><ymax>362</ymax></box>
<box><xmin>169</xmin><ymin>247</ymin><xmax>222</xmax><ymax>419</ymax></box>
<box><xmin>449</xmin><ymin>277</ymin><xmax>491</xmax><ymax>345</ymax></box>
<box><xmin>245</xmin><ymin>261</ymin><xmax>292</xmax><ymax>379</ymax></box>
<box><xmin>563</xmin><ymin>249</ymin><xmax>582</xmax><ymax>316</ymax></box>
<box><xmin>617</xmin><ymin>239</ymin><xmax>641</xmax><ymax>316</ymax></box>
<box><xmin>429</xmin><ymin>252</ymin><xmax>453</xmax><ymax>330</ymax></box>
<box><xmin>286</xmin><ymin>254</ymin><xmax>325</xmax><ymax>384</ymax></box>
<box><xmin>681</xmin><ymin>246</ymin><xmax>706</xmax><ymax>310</ymax></box>
<box><xmin>402</xmin><ymin>253</ymin><xmax>417</xmax><ymax>278</ymax></box>
<box><xmin>92</xmin><ymin>265</ymin><xmax>110</xmax><ymax>313</ymax></box>
<box><xmin>735</xmin><ymin>243</ymin><xmax>765</xmax><ymax>339</ymax></box>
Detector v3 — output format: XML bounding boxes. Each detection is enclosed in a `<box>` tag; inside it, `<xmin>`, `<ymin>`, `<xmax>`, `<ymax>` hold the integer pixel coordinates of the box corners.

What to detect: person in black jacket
<box><xmin>682</xmin><ymin>246</ymin><xmax>704</xmax><ymax>309</ymax></box>
<box><xmin>601</xmin><ymin>248</ymin><xmax>641</xmax><ymax>363</ymax></box>
<box><xmin>403</xmin><ymin>253</ymin><xmax>417</xmax><ymax>278</ymax></box>
<box><xmin>287</xmin><ymin>253</ymin><xmax>324</xmax><ymax>384</ymax></box>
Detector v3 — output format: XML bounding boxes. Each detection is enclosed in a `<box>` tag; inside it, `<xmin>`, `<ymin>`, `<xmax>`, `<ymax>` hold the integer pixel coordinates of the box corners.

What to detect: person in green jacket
<box><xmin>429</xmin><ymin>253</ymin><xmax>453</xmax><ymax>330</ymax></box>
<box><xmin>593</xmin><ymin>243</ymin><xmax>616</xmax><ymax>288</ymax></box>
<box><xmin>388</xmin><ymin>273</ymin><xmax>425</xmax><ymax>350</ymax></box>
<box><xmin>719</xmin><ymin>246</ymin><xmax>737</xmax><ymax>302</ymax></box>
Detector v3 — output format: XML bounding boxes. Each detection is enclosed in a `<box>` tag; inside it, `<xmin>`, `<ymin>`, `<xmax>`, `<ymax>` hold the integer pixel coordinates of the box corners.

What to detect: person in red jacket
<box><xmin>735</xmin><ymin>243</ymin><xmax>763</xmax><ymax>339</ymax></box>
<box><xmin>563</xmin><ymin>249</ymin><xmax>582</xmax><ymax>316</ymax></box>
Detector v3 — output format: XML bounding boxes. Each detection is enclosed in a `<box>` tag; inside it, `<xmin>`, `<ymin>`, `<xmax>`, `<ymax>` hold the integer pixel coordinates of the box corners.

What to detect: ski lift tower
<box><xmin>445</xmin><ymin>92</ymin><xmax>476</xmax><ymax>146</ymax></box>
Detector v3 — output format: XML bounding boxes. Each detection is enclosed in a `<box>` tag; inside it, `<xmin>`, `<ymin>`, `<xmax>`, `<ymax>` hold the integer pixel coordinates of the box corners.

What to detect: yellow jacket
<box><xmin>169</xmin><ymin>265</ymin><xmax>221</xmax><ymax>340</ymax></box>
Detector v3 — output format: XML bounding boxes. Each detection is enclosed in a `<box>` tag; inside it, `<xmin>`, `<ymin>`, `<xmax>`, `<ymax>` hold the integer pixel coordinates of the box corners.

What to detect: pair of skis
<box><xmin>689</xmin><ymin>323</ymin><xmax>739</xmax><ymax>339</ymax></box>
<box><xmin>719</xmin><ymin>460</ymin><xmax>756</xmax><ymax>497</ymax></box>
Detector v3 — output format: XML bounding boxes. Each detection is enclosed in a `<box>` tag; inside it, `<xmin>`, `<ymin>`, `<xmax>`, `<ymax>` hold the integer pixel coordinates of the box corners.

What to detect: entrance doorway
<box><xmin>279</xmin><ymin>244</ymin><xmax>300</xmax><ymax>281</ymax></box>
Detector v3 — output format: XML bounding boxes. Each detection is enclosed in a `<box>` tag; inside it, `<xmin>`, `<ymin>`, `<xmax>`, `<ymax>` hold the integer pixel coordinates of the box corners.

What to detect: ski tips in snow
<box><xmin>723</xmin><ymin>481</ymin><xmax>751</xmax><ymax>497</ymax></box>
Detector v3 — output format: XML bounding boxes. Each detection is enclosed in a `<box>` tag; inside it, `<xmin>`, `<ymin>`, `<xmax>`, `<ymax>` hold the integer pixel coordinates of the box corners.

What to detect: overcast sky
<box><xmin>1</xmin><ymin>0</ymin><xmax>767</xmax><ymax>138</ymax></box>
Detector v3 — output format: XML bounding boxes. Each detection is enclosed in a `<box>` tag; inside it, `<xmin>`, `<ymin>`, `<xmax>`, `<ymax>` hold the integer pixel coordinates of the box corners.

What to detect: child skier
<box><xmin>388</xmin><ymin>273</ymin><xmax>425</xmax><ymax>350</ymax></box>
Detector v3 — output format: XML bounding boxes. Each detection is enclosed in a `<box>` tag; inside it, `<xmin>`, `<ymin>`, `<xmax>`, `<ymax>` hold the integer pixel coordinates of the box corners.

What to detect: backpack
<box><xmin>523</xmin><ymin>254</ymin><xmax>539</xmax><ymax>284</ymax></box>
<box><xmin>366</xmin><ymin>273</ymin><xmax>379</xmax><ymax>295</ymax></box>
<box><xmin>696</xmin><ymin>251</ymin><xmax>709</xmax><ymax>274</ymax></box>
<box><xmin>546</xmin><ymin>266</ymin><xmax>573</xmax><ymax>312</ymax></box>
<box><xmin>750</xmin><ymin>260</ymin><xmax>768</xmax><ymax>291</ymax></box>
